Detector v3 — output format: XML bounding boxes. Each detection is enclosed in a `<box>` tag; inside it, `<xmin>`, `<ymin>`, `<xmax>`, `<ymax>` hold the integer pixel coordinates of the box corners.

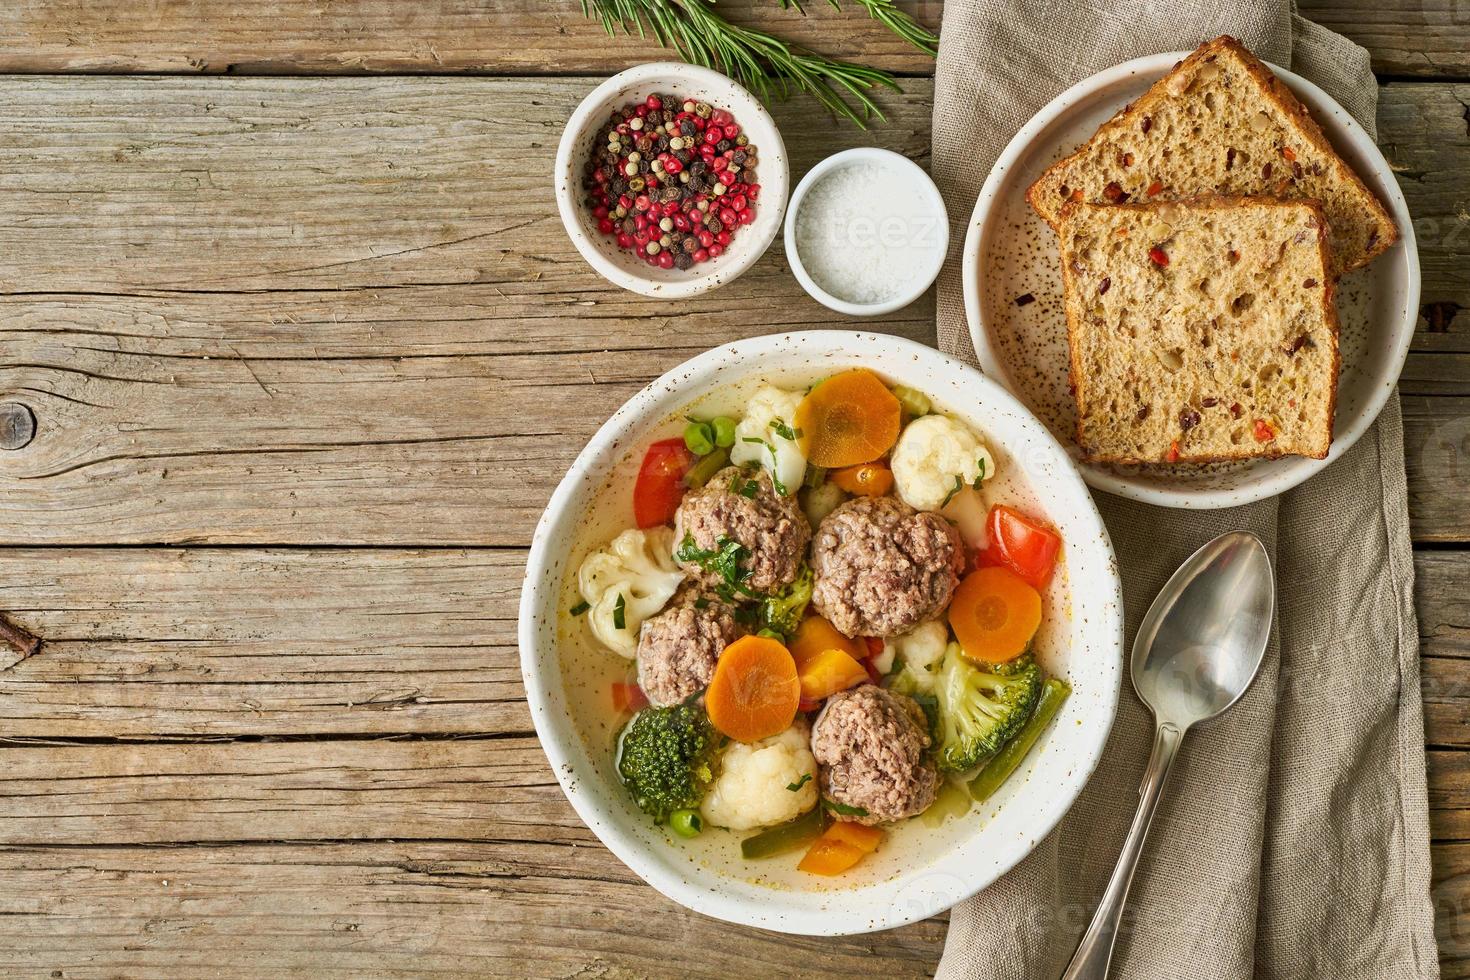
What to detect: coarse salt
<box><xmin>793</xmin><ymin>161</ymin><xmax>942</xmax><ymax>306</ymax></box>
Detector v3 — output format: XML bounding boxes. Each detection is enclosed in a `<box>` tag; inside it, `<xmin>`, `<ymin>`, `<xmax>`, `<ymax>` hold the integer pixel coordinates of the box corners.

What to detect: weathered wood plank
<box><xmin>0</xmin><ymin>0</ymin><xmax>942</xmax><ymax>76</ymax></box>
<box><xmin>1404</xmin><ymin>396</ymin><xmax>1470</xmax><ymax>543</ymax></box>
<box><xmin>1298</xmin><ymin>0</ymin><xmax>1470</xmax><ymax>77</ymax></box>
<box><xmin>0</xmin><ymin>738</ymin><xmax>587</xmax><ymax>846</ymax></box>
<box><xmin>0</xmin><ymin>1</ymin><xmax>1459</xmax><ymax>81</ymax></box>
<box><xmin>0</xmin><ymin>842</ymin><xmax>944</xmax><ymax>978</ymax></box>
<box><xmin>0</xmin><ymin>548</ymin><xmax>526</xmax><ymax>737</ymax></box>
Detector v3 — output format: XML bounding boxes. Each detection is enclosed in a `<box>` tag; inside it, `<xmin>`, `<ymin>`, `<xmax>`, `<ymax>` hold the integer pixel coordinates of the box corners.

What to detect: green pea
<box><xmin>683</xmin><ymin>421</ymin><xmax>715</xmax><ymax>456</ymax></box>
<box><xmin>670</xmin><ymin>808</ymin><xmax>703</xmax><ymax>838</ymax></box>
<box><xmin>711</xmin><ymin>416</ymin><xmax>737</xmax><ymax>448</ymax></box>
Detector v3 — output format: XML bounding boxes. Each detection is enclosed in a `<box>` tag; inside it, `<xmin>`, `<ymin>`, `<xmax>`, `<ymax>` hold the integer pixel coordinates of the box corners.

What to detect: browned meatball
<box><xmin>811</xmin><ymin>684</ymin><xmax>937</xmax><ymax>825</ymax></box>
<box><xmin>810</xmin><ymin>495</ymin><xmax>963</xmax><ymax>638</ymax></box>
<box><xmin>635</xmin><ymin>588</ymin><xmax>746</xmax><ymax>707</ymax></box>
<box><xmin>674</xmin><ymin>465</ymin><xmax>810</xmax><ymax>593</ymax></box>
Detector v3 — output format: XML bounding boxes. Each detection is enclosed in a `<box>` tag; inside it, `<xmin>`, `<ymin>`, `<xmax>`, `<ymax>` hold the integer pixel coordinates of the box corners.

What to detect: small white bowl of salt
<box><xmin>784</xmin><ymin>147</ymin><xmax>949</xmax><ymax>316</ymax></box>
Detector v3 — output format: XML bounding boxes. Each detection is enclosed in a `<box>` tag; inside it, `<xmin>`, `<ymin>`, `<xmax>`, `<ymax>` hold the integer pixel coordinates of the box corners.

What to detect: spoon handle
<box><xmin>1059</xmin><ymin>721</ymin><xmax>1186</xmax><ymax>980</ymax></box>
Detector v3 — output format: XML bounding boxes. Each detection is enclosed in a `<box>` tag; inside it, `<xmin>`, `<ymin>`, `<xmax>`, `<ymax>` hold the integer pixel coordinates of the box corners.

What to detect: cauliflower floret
<box><xmin>890</xmin><ymin>414</ymin><xmax>997</xmax><ymax>512</ymax></box>
<box><xmin>699</xmin><ymin>721</ymin><xmax>818</xmax><ymax>831</ymax></box>
<box><xmin>577</xmin><ymin>526</ymin><xmax>685</xmax><ymax>658</ymax></box>
<box><xmin>729</xmin><ymin>385</ymin><xmax>806</xmax><ymax>496</ymax></box>
<box><xmin>886</xmin><ymin>620</ymin><xmax>950</xmax><ymax>694</ymax></box>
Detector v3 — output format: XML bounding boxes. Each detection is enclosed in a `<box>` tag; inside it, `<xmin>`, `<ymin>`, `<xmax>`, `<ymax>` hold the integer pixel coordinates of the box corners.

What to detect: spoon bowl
<box><xmin>1132</xmin><ymin>531</ymin><xmax>1275</xmax><ymax>729</ymax></box>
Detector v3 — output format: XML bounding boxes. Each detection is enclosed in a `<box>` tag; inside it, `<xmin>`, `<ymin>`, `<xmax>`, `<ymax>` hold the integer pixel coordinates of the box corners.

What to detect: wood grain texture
<box><xmin>0</xmin><ymin>77</ymin><xmax>1463</xmax><ymax>545</ymax></box>
<box><xmin>0</xmin><ymin>1</ymin><xmax>1461</xmax><ymax>80</ymax></box>
<box><xmin>0</xmin><ymin>843</ymin><xmax>945</xmax><ymax>978</ymax></box>
<box><xmin>1298</xmin><ymin>0</ymin><xmax>1470</xmax><ymax>77</ymax></box>
<box><xmin>0</xmin><ymin>0</ymin><xmax>943</xmax><ymax>75</ymax></box>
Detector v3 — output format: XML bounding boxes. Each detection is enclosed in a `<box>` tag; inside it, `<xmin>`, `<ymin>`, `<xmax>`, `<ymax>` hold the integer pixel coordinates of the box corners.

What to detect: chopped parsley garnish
<box><xmin>940</xmin><ymin>474</ymin><xmax>964</xmax><ymax>508</ymax></box>
<box><xmin>569</xmin><ymin>600</ymin><xmax>591</xmax><ymax>616</ymax></box>
<box><xmin>676</xmin><ymin>533</ymin><xmax>764</xmax><ymax>599</ymax></box>
<box><xmin>821</xmin><ymin>798</ymin><xmax>869</xmax><ymax>817</ymax></box>
<box><xmin>786</xmin><ymin>773</ymin><xmax>812</xmax><ymax>792</ymax></box>
<box><xmin>738</xmin><ymin>479</ymin><xmax>760</xmax><ymax>498</ymax></box>
<box><xmin>769</xmin><ymin>417</ymin><xmax>802</xmax><ymax>442</ymax></box>
<box><xmin>692</xmin><ymin>597</ymin><xmax>710</xmax><ymax>611</ymax></box>
<box><xmin>612</xmin><ymin>593</ymin><xmax>626</xmax><ymax>631</ymax></box>
<box><xmin>740</xmin><ymin>436</ymin><xmax>787</xmax><ymax>495</ymax></box>
<box><xmin>971</xmin><ymin>458</ymin><xmax>987</xmax><ymax>490</ymax></box>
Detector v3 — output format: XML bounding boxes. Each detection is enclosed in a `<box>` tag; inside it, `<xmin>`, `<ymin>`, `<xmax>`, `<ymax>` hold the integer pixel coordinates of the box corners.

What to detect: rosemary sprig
<box><xmin>581</xmin><ymin>0</ymin><xmax>921</xmax><ymax>127</ymax></box>
<box><xmin>781</xmin><ymin>0</ymin><xmax>939</xmax><ymax>57</ymax></box>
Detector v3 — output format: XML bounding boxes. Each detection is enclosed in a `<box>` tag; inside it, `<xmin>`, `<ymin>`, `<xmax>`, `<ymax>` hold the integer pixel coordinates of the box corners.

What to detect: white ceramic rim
<box><xmin>783</xmin><ymin>147</ymin><xmax>950</xmax><ymax>316</ymax></box>
<box><xmin>518</xmin><ymin>329</ymin><xmax>1124</xmax><ymax>935</ymax></box>
<box><xmin>554</xmin><ymin>62</ymin><xmax>789</xmax><ymax>299</ymax></box>
<box><xmin>961</xmin><ymin>51</ymin><xmax>1421</xmax><ymax>509</ymax></box>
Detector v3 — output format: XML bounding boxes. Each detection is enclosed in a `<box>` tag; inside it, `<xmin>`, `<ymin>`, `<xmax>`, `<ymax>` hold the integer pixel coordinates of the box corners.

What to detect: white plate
<box><xmin>519</xmin><ymin>330</ymin><xmax>1123</xmax><ymax>935</ymax></box>
<box><xmin>962</xmin><ymin>52</ymin><xmax>1419</xmax><ymax>508</ymax></box>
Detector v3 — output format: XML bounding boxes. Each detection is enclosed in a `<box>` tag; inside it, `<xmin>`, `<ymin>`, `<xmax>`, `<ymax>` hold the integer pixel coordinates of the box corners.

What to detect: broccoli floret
<box><xmin>617</xmin><ymin>703</ymin><xmax>722</xmax><ymax>821</ymax></box>
<box><xmin>933</xmin><ymin>642</ymin><xmax>1043</xmax><ymax>773</ymax></box>
<box><xmin>758</xmin><ymin>564</ymin><xmax>813</xmax><ymax>639</ymax></box>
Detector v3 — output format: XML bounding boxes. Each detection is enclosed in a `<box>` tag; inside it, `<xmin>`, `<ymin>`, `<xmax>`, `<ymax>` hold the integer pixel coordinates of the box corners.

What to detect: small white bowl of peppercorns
<box><xmin>556</xmin><ymin>62</ymin><xmax>789</xmax><ymax>299</ymax></box>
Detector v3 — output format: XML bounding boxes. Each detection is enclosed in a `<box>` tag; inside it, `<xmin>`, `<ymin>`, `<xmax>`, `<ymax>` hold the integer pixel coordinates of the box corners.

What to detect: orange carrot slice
<box><xmin>796</xmin><ymin>648</ymin><xmax>869</xmax><ymax>702</ymax></box>
<box><xmin>706</xmin><ymin>635</ymin><xmax>800</xmax><ymax>743</ymax></box>
<box><xmin>829</xmin><ymin>462</ymin><xmax>895</xmax><ymax>497</ymax></box>
<box><xmin>794</xmin><ymin>370</ymin><xmax>902</xmax><ymax>468</ymax></box>
<box><xmin>788</xmin><ymin>615</ymin><xmax>865</xmax><ymax>669</ymax></box>
<box><xmin>947</xmin><ymin>566</ymin><xmax>1042</xmax><ymax>664</ymax></box>
<box><xmin>797</xmin><ymin>822</ymin><xmax>884</xmax><ymax>875</ymax></box>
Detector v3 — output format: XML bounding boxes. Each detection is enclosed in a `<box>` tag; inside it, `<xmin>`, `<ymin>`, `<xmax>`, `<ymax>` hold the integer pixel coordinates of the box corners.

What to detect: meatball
<box><xmin>674</xmin><ymin>465</ymin><xmax>810</xmax><ymax>593</ymax></box>
<box><xmin>636</xmin><ymin>588</ymin><xmax>746</xmax><ymax>707</ymax></box>
<box><xmin>810</xmin><ymin>495</ymin><xmax>964</xmax><ymax>637</ymax></box>
<box><xmin>811</xmin><ymin>685</ymin><xmax>937</xmax><ymax>825</ymax></box>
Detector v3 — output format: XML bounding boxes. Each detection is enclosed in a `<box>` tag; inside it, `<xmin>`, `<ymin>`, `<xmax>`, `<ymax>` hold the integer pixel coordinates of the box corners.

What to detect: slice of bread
<box><xmin>1028</xmin><ymin>36</ymin><xmax>1395</xmax><ymax>275</ymax></box>
<box><xmin>1059</xmin><ymin>197</ymin><xmax>1339</xmax><ymax>464</ymax></box>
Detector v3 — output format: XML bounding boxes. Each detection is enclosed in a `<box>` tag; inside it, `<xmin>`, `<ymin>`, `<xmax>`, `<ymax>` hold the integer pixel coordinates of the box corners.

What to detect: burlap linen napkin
<box><xmin>929</xmin><ymin>5</ymin><xmax>1437</xmax><ymax>978</ymax></box>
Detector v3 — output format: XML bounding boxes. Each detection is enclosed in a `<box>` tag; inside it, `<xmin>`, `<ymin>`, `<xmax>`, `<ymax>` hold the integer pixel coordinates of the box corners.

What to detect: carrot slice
<box><xmin>826</xmin><ymin>821</ymin><xmax>883</xmax><ymax>852</ymax></box>
<box><xmin>948</xmin><ymin>566</ymin><xmax>1042</xmax><ymax>664</ymax></box>
<box><xmin>798</xmin><ymin>822</ymin><xmax>884</xmax><ymax>875</ymax></box>
<box><xmin>706</xmin><ymin>635</ymin><xmax>800</xmax><ymax>743</ymax></box>
<box><xmin>797</xmin><ymin>648</ymin><xmax>869</xmax><ymax>702</ymax></box>
<box><xmin>829</xmin><ymin>462</ymin><xmax>895</xmax><ymax>497</ymax></box>
<box><xmin>794</xmin><ymin>370</ymin><xmax>902</xmax><ymax>468</ymax></box>
<box><xmin>788</xmin><ymin>615</ymin><xmax>865</xmax><ymax>669</ymax></box>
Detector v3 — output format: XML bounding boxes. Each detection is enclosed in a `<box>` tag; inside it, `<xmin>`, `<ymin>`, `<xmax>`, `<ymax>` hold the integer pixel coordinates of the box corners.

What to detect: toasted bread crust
<box><xmin>1028</xmin><ymin>36</ymin><xmax>1396</xmax><ymax>273</ymax></box>
<box><xmin>1059</xmin><ymin>196</ymin><xmax>1340</xmax><ymax>464</ymax></box>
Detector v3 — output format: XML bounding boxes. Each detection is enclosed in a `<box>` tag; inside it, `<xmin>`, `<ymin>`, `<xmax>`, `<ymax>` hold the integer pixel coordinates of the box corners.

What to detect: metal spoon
<box><xmin>1060</xmin><ymin>530</ymin><xmax>1275</xmax><ymax>980</ymax></box>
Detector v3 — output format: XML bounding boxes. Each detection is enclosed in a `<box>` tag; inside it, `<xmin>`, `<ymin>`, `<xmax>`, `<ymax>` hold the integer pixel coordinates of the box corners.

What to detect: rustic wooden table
<box><xmin>0</xmin><ymin>2</ymin><xmax>1464</xmax><ymax>976</ymax></box>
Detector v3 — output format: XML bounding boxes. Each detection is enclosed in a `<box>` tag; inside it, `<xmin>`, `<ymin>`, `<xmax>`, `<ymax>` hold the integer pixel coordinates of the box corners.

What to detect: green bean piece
<box><xmin>711</xmin><ymin>416</ymin><xmax>737</xmax><ymax>448</ymax></box>
<box><xmin>684</xmin><ymin>421</ymin><xmax>715</xmax><ymax>456</ymax></box>
<box><xmin>683</xmin><ymin>447</ymin><xmax>730</xmax><ymax>488</ymax></box>
<box><xmin>892</xmin><ymin>385</ymin><xmax>932</xmax><ymax>419</ymax></box>
<box><xmin>803</xmin><ymin>465</ymin><xmax>827</xmax><ymax>489</ymax></box>
<box><xmin>670</xmin><ymin>808</ymin><xmax>704</xmax><ymax>838</ymax></box>
<box><xmin>968</xmin><ymin>677</ymin><xmax>1071</xmax><ymax>803</ymax></box>
<box><xmin>740</xmin><ymin>806</ymin><xmax>826</xmax><ymax>859</ymax></box>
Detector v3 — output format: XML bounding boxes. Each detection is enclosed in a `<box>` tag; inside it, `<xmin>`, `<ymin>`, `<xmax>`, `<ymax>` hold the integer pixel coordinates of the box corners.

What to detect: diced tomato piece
<box><xmin>612</xmin><ymin>682</ymin><xmax>648</xmax><ymax>714</ymax></box>
<box><xmin>632</xmin><ymin>438</ymin><xmax>695</xmax><ymax>528</ymax></box>
<box><xmin>974</xmin><ymin>505</ymin><xmax>1062</xmax><ymax>589</ymax></box>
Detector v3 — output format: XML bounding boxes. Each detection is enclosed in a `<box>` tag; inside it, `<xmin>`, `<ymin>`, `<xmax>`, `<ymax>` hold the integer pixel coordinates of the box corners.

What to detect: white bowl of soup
<box><xmin>519</xmin><ymin>330</ymin><xmax>1123</xmax><ymax>935</ymax></box>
